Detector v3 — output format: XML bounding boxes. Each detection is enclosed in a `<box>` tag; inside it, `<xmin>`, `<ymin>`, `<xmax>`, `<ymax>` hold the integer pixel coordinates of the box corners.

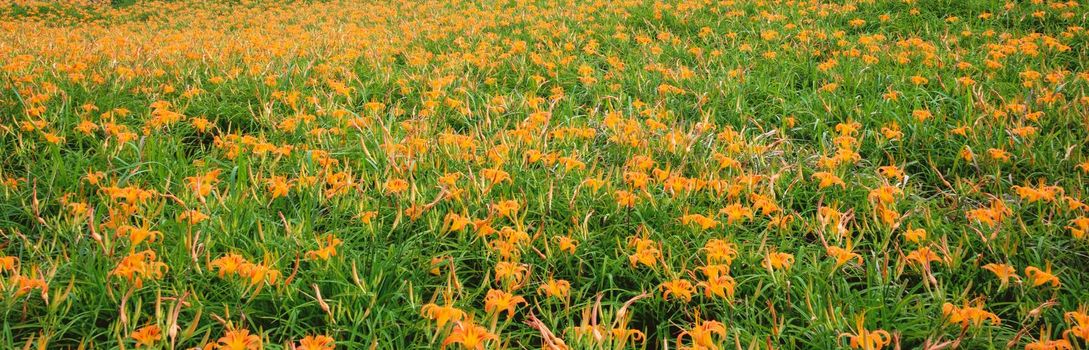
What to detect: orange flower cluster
<box><xmin>1</xmin><ymin>0</ymin><xmax>1087</xmax><ymax>348</ymax></box>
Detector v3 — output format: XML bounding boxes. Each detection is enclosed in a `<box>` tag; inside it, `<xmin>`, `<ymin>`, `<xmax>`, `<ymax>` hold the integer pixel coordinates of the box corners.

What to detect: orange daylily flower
<box><xmin>442</xmin><ymin>321</ymin><xmax>498</xmax><ymax>350</ymax></box>
<box><xmin>660</xmin><ymin>279</ymin><xmax>696</xmax><ymax>302</ymax></box>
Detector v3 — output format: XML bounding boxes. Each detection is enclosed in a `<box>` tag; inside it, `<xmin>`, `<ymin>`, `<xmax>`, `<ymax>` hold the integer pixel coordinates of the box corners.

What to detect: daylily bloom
<box><xmin>827</xmin><ymin>243</ymin><xmax>862</xmax><ymax>269</ymax></box>
<box><xmin>483</xmin><ymin>289</ymin><xmax>526</xmax><ymax>318</ymax></box>
<box><xmin>982</xmin><ymin>263</ymin><xmax>1019</xmax><ymax>288</ymax></box>
<box><xmin>703</xmin><ymin>239</ymin><xmax>738</xmax><ymax>265</ymax></box>
<box><xmin>1067</xmin><ymin>217</ymin><xmax>1089</xmax><ymax>239</ymax></box>
<box><xmin>117</xmin><ymin>223</ymin><xmax>162</xmax><ymax>246</ymax></box>
<box><xmin>554</xmin><ymin>236</ymin><xmax>577</xmax><ymax>254</ymax></box>
<box><xmin>813</xmin><ymin>171</ymin><xmax>846</xmax><ymax>189</ymax></box>
<box><xmin>615</xmin><ymin>190</ymin><xmax>637</xmax><ymax>208</ymax></box>
<box><xmin>210</xmin><ymin>254</ymin><xmax>247</xmax><ymax>277</ymax></box>
<box><xmin>421</xmin><ymin>302</ymin><xmax>466</xmax><ymax>329</ymax></box>
<box><xmin>840</xmin><ymin>314</ymin><xmax>891</xmax><ymax>350</ymax></box>
<box><xmin>216</xmin><ymin>327</ymin><xmax>262</xmax><ymax>350</ymax></box>
<box><xmin>0</xmin><ymin>256</ymin><xmax>17</xmax><ymax>272</ymax></box>
<box><xmin>660</xmin><ymin>279</ymin><xmax>696</xmax><ymax>302</ymax></box>
<box><xmin>131</xmin><ymin>325</ymin><xmax>162</xmax><ymax>348</ymax></box>
<box><xmin>296</xmin><ymin>335</ymin><xmax>335</xmax><ymax>350</ymax></box>
<box><xmin>877</xmin><ymin>165</ymin><xmax>904</xmax><ymax>180</ymax></box>
<box><xmin>697</xmin><ymin>265</ymin><xmax>736</xmax><ymax>300</ymax></box>
<box><xmin>681</xmin><ymin>213</ymin><xmax>719</xmax><ymax>230</ymax></box>
<box><xmin>177</xmin><ymin>209</ymin><xmax>210</xmax><ymax>225</ymax></box>
<box><xmin>442</xmin><ymin>321</ymin><xmax>497</xmax><ymax>350</ymax></box>
<box><xmin>719</xmin><ymin>203</ymin><xmax>754</xmax><ymax>224</ymax></box>
<box><xmin>10</xmin><ymin>270</ymin><xmax>47</xmax><ymax>299</ymax></box>
<box><xmin>305</xmin><ymin>235</ymin><xmax>343</xmax><ymax>261</ymax></box>
<box><xmin>1065</xmin><ymin>306</ymin><xmax>1089</xmax><ymax>341</ymax></box>
<box><xmin>110</xmin><ymin>250</ymin><xmax>168</xmax><ymax>288</ymax></box>
<box><xmin>493</xmin><ymin>261</ymin><xmax>528</xmax><ymax>286</ymax></box>
<box><xmin>905</xmin><ymin>247</ymin><xmax>941</xmax><ymax>269</ymax></box>
<box><xmin>1025</xmin><ymin>264</ymin><xmax>1061</xmax><ymax>288</ymax></box>
<box><xmin>943</xmin><ymin>301</ymin><xmax>1000</xmax><ymax>327</ymax></box>
<box><xmin>1024</xmin><ymin>327</ymin><xmax>1071</xmax><ymax>350</ymax></box>
<box><xmin>538</xmin><ymin>278</ymin><xmax>571</xmax><ymax>299</ymax></box>
<box><xmin>267</xmin><ymin>176</ymin><xmax>292</xmax><ymax>199</ymax></box>
<box><xmin>384</xmin><ymin>178</ymin><xmax>409</xmax><ymax>195</ymax></box>
<box><xmin>492</xmin><ymin>200</ymin><xmax>520</xmax><ymax>219</ymax></box>
<box><xmin>903</xmin><ymin>227</ymin><xmax>927</xmax><ymax>243</ymax></box>
<box><xmin>444</xmin><ymin>213</ymin><xmax>472</xmax><ymax>232</ymax></box>
<box><xmin>764</xmin><ymin>251</ymin><xmax>794</xmax><ymax>271</ymax></box>
<box><xmin>186</xmin><ymin>169</ymin><xmax>221</xmax><ymax>200</ymax></box>
<box><xmin>628</xmin><ymin>237</ymin><xmax>661</xmax><ymax>268</ymax></box>
<box><xmin>678</xmin><ymin>314</ymin><xmax>727</xmax><ymax>350</ymax></box>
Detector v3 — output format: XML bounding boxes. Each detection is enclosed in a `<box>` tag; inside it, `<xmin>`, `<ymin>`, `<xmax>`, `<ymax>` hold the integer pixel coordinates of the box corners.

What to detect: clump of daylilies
<box><xmin>2</xmin><ymin>0</ymin><xmax>1089</xmax><ymax>348</ymax></box>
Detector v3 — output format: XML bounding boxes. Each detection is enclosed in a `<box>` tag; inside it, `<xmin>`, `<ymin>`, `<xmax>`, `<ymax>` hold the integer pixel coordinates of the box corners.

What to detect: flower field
<box><xmin>1</xmin><ymin>0</ymin><xmax>1089</xmax><ymax>348</ymax></box>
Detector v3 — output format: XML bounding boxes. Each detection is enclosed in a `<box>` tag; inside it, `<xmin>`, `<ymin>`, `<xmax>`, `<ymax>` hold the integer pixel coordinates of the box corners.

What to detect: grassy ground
<box><xmin>1</xmin><ymin>0</ymin><xmax>1088</xmax><ymax>349</ymax></box>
